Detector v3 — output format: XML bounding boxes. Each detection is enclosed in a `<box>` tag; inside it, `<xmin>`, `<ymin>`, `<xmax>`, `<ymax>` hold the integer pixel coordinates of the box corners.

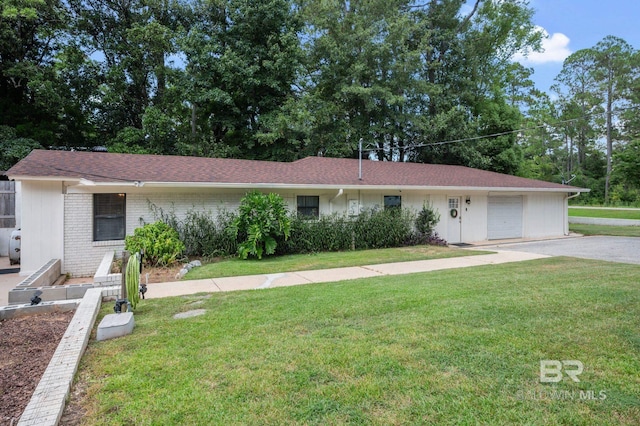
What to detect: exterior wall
<box><xmin>523</xmin><ymin>193</ymin><xmax>567</xmax><ymax>238</ymax></box>
<box><xmin>20</xmin><ymin>181</ymin><xmax>64</xmax><ymax>275</ymax></box>
<box><xmin>64</xmin><ymin>193</ymin><xmax>114</xmax><ymax>277</ymax></box>
<box><xmin>63</xmin><ymin>189</ymin><xmax>247</xmax><ymax>277</ymax></box>
<box><xmin>55</xmin><ymin>185</ymin><xmax>570</xmax><ymax>277</ymax></box>
<box><xmin>461</xmin><ymin>194</ymin><xmax>489</xmax><ymax>242</ymax></box>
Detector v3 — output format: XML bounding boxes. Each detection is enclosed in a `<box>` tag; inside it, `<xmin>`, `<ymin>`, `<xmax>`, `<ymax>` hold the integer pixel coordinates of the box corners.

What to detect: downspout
<box><xmin>564</xmin><ymin>192</ymin><xmax>581</xmax><ymax>235</ymax></box>
<box><xmin>330</xmin><ymin>189</ymin><xmax>344</xmax><ymax>213</ymax></box>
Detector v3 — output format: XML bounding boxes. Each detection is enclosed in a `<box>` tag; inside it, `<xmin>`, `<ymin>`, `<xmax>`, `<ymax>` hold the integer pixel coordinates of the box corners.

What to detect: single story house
<box><xmin>7</xmin><ymin>150</ymin><xmax>588</xmax><ymax>277</ymax></box>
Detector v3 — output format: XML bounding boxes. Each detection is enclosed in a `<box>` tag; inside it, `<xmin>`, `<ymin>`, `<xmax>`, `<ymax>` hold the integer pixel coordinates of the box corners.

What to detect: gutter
<box><xmin>565</xmin><ymin>192</ymin><xmax>582</xmax><ymax>235</ymax></box>
<box><xmin>330</xmin><ymin>189</ymin><xmax>344</xmax><ymax>213</ymax></box>
<box><xmin>330</xmin><ymin>189</ymin><xmax>344</xmax><ymax>202</ymax></box>
<box><xmin>8</xmin><ymin>177</ymin><xmax>591</xmax><ymax>194</ymax></box>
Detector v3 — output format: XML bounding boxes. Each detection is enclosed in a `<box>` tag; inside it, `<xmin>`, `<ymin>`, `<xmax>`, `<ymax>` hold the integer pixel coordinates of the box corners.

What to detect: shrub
<box><xmin>180</xmin><ymin>208</ymin><xmax>237</xmax><ymax>258</ymax></box>
<box><xmin>281</xmin><ymin>208</ymin><xmax>416</xmax><ymax>253</ymax></box>
<box><xmin>230</xmin><ymin>191</ymin><xmax>291</xmax><ymax>259</ymax></box>
<box><xmin>415</xmin><ymin>202</ymin><xmax>440</xmax><ymax>237</ymax></box>
<box><xmin>353</xmin><ymin>207</ymin><xmax>415</xmax><ymax>249</ymax></box>
<box><xmin>125</xmin><ymin>221</ymin><xmax>185</xmax><ymax>266</ymax></box>
<box><xmin>148</xmin><ymin>202</ymin><xmax>238</xmax><ymax>258</ymax></box>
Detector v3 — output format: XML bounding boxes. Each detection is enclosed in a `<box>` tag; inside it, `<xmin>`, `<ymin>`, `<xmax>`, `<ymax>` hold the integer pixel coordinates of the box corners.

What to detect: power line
<box><xmin>398</xmin><ymin>104</ymin><xmax>640</xmax><ymax>150</ymax></box>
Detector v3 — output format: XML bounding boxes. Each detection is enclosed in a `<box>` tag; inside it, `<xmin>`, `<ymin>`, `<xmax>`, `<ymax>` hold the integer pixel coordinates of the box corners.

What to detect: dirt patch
<box><xmin>0</xmin><ymin>311</ymin><xmax>74</xmax><ymax>424</ymax></box>
<box><xmin>141</xmin><ymin>263</ymin><xmax>186</xmax><ymax>284</ymax></box>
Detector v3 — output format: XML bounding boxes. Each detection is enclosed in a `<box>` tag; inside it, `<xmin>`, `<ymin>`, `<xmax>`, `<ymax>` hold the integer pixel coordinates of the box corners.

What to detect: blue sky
<box><xmin>513</xmin><ymin>0</ymin><xmax>640</xmax><ymax>94</ymax></box>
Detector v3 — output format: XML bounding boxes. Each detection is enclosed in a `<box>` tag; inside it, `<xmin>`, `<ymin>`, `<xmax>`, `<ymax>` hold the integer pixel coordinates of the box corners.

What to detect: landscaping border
<box><xmin>16</xmin><ymin>286</ymin><xmax>120</xmax><ymax>426</ymax></box>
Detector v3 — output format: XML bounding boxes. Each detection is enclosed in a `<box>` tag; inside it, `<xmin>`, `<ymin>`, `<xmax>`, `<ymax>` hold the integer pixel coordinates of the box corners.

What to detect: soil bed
<box><xmin>0</xmin><ymin>311</ymin><xmax>74</xmax><ymax>424</ymax></box>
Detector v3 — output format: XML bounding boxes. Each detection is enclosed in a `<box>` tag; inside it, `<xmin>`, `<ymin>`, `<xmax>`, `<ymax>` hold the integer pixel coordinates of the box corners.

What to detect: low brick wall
<box><xmin>8</xmin><ymin>284</ymin><xmax>95</xmax><ymax>305</ymax></box>
<box><xmin>0</xmin><ymin>299</ymin><xmax>81</xmax><ymax>321</ymax></box>
<box><xmin>8</xmin><ymin>254</ymin><xmax>121</xmax><ymax>305</ymax></box>
<box><xmin>94</xmin><ymin>251</ymin><xmax>122</xmax><ymax>287</ymax></box>
<box><xmin>15</xmin><ymin>259</ymin><xmax>61</xmax><ymax>288</ymax></box>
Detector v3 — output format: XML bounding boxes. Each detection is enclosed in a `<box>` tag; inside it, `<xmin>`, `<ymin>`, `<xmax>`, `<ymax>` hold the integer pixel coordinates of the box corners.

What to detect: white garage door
<box><xmin>487</xmin><ymin>196</ymin><xmax>523</xmax><ymax>240</ymax></box>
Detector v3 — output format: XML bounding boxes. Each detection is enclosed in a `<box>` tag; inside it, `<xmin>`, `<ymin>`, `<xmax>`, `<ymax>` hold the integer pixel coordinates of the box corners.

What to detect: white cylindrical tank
<box><xmin>9</xmin><ymin>229</ymin><xmax>20</xmax><ymax>265</ymax></box>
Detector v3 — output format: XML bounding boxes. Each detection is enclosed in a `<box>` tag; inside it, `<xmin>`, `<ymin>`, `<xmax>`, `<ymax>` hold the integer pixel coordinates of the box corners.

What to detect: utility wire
<box><xmin>398</xmin><ymin>104</ymin><xmax>640</xmax><ymax>150</ymax></box>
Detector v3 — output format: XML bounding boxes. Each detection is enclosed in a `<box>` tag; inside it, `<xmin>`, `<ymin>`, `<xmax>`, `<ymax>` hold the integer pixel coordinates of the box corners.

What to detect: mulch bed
<box><xmin>0</xmin><ymin>311</ymin><xmax>74</xmax><ymax>424</ymax></box>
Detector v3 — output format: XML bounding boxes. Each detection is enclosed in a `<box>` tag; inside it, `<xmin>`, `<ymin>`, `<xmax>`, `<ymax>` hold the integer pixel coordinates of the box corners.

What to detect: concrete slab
<box><xmin>295</xmin><ymin>266</ymin><xmax>382</xmax><ymax>283</ymax></box>
<box><xmin>213</xmin><ymin>275</ymin><xmax>267</xmax><ymax>292</ymax></box>
<box><xmin>173</xmin><ymin>309</ymin><xmax>206</xmax><ymax>319</ymax></box>
<box><xmin>145</xmin><ymin>279</ymin><xmax>221</xmax><ymax>299</ymax></box>
<box><xmin>0</xmin><ymin>255</ymin><xmax>23</xmax><ymax>306</ymax></box>
<box><xmin>485</xmin><ymin>236</ymin><xmax>640</xmax><ymax>265</ymax></box>
<box><xmin>96</xmin><ymin>312</ymin><xmax>135</xmax><ymax>341</ymax></box>
<box><xmin>268</xmin><ymin>273</ymin><xmax>312</xmax><ymax>288</ymax></box>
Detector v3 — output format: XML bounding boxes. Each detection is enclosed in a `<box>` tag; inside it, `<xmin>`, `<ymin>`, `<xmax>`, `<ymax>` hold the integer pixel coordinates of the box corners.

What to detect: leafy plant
<box><xmin>230</xmin><ymin>191</ymin><xmax>291</xmax><ymax>259</ymax></box>
<box><xmin>125</xmin><ymin>221</ymin><xmax>185</xmax><ymax>266</ymax></box>
<box><xmin>148</xmin><ymin>202</ymin><xmax>238</xmax><ymax>258</ymax></box>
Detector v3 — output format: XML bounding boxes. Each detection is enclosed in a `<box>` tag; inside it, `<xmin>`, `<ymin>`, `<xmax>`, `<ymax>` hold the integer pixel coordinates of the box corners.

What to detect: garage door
<box><xmin>487</xmin><ymin>196</ymin><xmax>523</xmax><ymax>240</ymax></box>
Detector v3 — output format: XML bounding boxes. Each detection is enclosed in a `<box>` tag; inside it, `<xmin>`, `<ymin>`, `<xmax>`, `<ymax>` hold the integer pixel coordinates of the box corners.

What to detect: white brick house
<box><xmin>8</xmin><ymin>150</ymin><xmax>588</xmax><ymax>277</ymax></box>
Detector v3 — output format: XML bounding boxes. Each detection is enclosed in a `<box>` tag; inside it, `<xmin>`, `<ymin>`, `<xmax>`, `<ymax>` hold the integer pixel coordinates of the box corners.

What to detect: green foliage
<box><xmin>415</xmin><ymin>202</ymin><xmax>440</xmax><ymax>237</ymax></box>
<box><xmin>230</xmin><ymin>191</ymin><xmax>291</xmax><ymax>259</ymax></box>
<box><xmin>0</xmin><ymin>126</ymin><xmax>41</xmax><ymax>170</ymax></box>
<box><xmin>125</xmin><ymin>221</ymin><xmax>185</xmax><ymax>267</ymax></box>
<box><xmin>148</xmin><ymin>203</ymin><xmax>238</xmax><ymax>259</ymax></box>
<box><xmin>125</xmin><ymin>251</ymin><xmax>141</xmax><ymax>310</ymax></box>
<box><xmin>280</xmin><ymin>208</ymin><xmax>417</xmax><ymax>254</ymax></box>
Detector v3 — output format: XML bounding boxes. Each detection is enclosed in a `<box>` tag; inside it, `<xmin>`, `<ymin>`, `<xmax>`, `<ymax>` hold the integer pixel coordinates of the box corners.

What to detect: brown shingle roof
<box><xmin>7</xmin><ymin>150</ymin><xmax>586</xmax><ymax>192</ymax></box>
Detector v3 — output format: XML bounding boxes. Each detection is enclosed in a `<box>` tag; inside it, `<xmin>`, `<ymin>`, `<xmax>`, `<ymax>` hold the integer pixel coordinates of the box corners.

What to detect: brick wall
<box><xmin>63</xmin><ymin>191</ymin><xmax>244</xmax><ymax>277</ymax></box>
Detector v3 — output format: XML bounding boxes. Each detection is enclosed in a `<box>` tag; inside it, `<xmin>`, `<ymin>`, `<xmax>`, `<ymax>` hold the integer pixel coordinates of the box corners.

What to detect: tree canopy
<box><xmin>1</xmin><ymin>0</ymin><xmax>639</xmax><ymax>203</ymax></box>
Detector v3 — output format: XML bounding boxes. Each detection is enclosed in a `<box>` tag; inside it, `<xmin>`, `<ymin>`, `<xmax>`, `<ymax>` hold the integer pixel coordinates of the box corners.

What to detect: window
<box><xmin>448</xmin><ymin>197</ymin><xmax>459</xmax><ymax>210</ymax></box>
<box><xmin>297</xmin><ymin>195</ymin><xmax>319</xmax><ymax>218</ymax></box>
<box><xmin>94</xmin><ymin>194</ymin><xmax>126</xmax><ymax>241</ymax></box>
<box><xmin>384</xmin><ymin>195</ymin><xmax>401</xmax><ymax>210</ymax></box>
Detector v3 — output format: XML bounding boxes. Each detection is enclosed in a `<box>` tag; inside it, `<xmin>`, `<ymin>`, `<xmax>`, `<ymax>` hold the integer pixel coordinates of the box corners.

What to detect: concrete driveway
<box><xmin>485</xmin><ymin>236</ymin><xmax>640</xmax><ymax>265</ymax></box>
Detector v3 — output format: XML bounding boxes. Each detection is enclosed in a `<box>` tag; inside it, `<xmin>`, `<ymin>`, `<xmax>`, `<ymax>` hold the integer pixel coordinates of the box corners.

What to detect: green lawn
<box><xmin>75</xmin><ymin>258</ymin><xmax>640</xmax><ymax>425</ymax></box>
<box><xmin>570</xmin><ymin>223</ymin><xmax>640</xmax><ymax>237</ymax></box>
<box><xmin>569</xmin><ymin>207</ymin><xmax>640</xmax><ymax>220</ymax></box>
<box><xmin>185</xmin><ymin>245</ymin><xmax>489</xmax><ymax>279</ymax></box>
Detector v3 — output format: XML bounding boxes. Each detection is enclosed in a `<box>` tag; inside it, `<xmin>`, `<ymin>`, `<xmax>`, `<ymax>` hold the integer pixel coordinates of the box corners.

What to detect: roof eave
<box><xmin>107</xmin><ymin>181</ymin><xmax>591</xmax><ymax>193</ymax></box>
<box><xmin>7</xmin><ymin>177</ymin><xmax>590</xmax><ymax>193</ymax></box>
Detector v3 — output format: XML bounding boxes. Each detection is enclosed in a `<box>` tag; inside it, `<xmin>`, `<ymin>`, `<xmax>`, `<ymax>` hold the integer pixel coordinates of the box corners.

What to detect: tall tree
<box><xmin>591</xmin><ymin>36</ymin><xmax>635</xmax><ymax>203</ymax></box>
<box><xmin>66</xmin><ymin>0</ymin><xmax>193</xmax><ymax>152</ymax></box>
<box><xmin>0</xmin><ymin>0</ymin><xmax>72</xmax><ymax>147</ymax></box>
<box><xmin>182</xmin><ymin>0</ymin><xmax>302</xmax><ymax>160</ymax></box>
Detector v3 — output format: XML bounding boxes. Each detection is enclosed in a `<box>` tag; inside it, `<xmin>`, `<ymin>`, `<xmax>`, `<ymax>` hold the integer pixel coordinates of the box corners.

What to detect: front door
<box><xmin>447</xmin><ymin>197</ymin><xmax>462</xmax><ymax>243</ymax></box>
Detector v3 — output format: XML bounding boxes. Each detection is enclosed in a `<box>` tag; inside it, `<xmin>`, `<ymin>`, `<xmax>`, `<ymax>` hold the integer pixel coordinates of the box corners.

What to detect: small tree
<box><xmin>230</xmin><ymin>191</ymin><xmax>291</xmax><ymax>259</ymax></box>
<box><xmin>415</xmin><ymin>202</ymin><xmax>440</xmax><ymax>237</ymax></box>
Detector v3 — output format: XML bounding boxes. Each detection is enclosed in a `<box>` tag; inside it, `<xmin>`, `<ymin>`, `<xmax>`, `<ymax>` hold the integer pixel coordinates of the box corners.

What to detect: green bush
<box><xmin>125</xmin><ymin>221</ymin><xmax>185</xmax><ymax>266</ymax></box>
<box><xmin>415</xmin><ymin>202</ymin><xmax>440</xmax><ymax>237</ymax></box>
<box><xmin>230</xmin><ymin>191</ymin><xmax>291</xmax><ymax>259</ymax></box>
<box><xmin>280</xmin><ymin>208</ymin><xmax>416</xmax><ymax>254</ymax></box>
<box><xmin>148</xmin><ymin>203</ymin><xmax>238</xmax><ymax>258</ymax></box>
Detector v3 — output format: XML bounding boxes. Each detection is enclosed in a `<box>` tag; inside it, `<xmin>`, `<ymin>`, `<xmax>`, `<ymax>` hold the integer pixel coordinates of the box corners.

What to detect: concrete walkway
<box><xmin>144</xmin><ymin>250</ymin><xmax>550</xmax><ymax>299</ymax></box>
<box><xmin>0</xmin><ymin>256</ymin><xmax>23</xmax><ymax>306</ymax></box>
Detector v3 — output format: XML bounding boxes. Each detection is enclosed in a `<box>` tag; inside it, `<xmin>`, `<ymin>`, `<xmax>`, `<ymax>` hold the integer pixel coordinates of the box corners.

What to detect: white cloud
<box><xmin>513</xmin><ymin>26</ymin><xmax>572</xmax><ymax>65</ymax></box>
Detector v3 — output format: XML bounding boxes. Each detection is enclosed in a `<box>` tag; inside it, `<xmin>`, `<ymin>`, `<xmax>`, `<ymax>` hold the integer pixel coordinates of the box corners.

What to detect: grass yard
<box><xmin>569</xmin><ymin>207</ymin><xmax>640</xmax><ymax>220</ymax></box>
<box><xmin>570</xmin><ymin>223</ymin><xmax>640</xmax><ymax>237</ymax></box>
<box><xmin>185</xmin><ymin>245</ymin><xmax>489</xmax><ymax>280</ymax></box>
<box><xmin>74</xmin><ymin>257</ymin><xmax>640</xmax><ymax>425</ymax></box>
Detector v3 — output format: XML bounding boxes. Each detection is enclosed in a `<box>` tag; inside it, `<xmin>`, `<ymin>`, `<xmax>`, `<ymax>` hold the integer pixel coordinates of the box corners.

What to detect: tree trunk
<box><xmin>605</xmin><ymin>72</ymin><xmax>613</xmax><ymax>204</ymax></box>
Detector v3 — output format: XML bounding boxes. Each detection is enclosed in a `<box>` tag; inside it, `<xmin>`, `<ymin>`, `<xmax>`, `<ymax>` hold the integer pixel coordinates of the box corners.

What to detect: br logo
<box><xmin>540</xmin><ymin>360</ymin><xmax>584</xmax><ymax>383</ymax></box>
